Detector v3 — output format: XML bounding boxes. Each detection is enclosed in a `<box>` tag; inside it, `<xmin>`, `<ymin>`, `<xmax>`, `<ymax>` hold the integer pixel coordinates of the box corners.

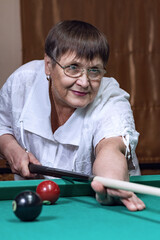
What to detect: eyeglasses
<box><xmin>52</xmin><ymin>58</ymin><xmax>106</xmax><ymax>81</ymax></box>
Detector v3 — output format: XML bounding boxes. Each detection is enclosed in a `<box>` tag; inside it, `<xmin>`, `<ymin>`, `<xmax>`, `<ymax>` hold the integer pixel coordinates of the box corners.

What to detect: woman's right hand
<box><xmin>0</xmin><ymin>134</ymin><xmax>41</xmax><ymax>178</ymax></box>
<box><xmin>8</xmin><ymin>150</ymin><xmax>41</xmax><ymax>178</ymax></box>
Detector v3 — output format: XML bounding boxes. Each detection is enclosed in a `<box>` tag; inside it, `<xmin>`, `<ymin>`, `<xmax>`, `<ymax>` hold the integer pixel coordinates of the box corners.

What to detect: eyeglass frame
<box><xmin>51</xmin><ymin>57</ymin><xmax>106</xmax><ymax>80</ymax></box>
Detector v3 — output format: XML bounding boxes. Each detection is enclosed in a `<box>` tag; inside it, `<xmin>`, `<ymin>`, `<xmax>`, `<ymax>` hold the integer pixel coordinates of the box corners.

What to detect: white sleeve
<box><xmin>92</xmin><ymin>78</ymin><xmax>140</xmax><ymax>174</ymax></box>
<box><xmin>0</xmin><ymin>75</ymin><xmax>14</xmax><ymax>136</ymax></box>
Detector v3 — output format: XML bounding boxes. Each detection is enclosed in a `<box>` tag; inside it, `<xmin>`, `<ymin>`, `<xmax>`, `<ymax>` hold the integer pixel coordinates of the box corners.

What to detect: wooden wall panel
<box><xmin>19</xmin><ymin>0</ymin><xmax>160</xmax><ymax>174</ymax></box>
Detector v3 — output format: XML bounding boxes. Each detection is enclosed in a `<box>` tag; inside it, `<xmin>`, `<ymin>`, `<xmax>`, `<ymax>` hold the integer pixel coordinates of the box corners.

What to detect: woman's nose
<box><xmin>76</xmin><ymin>70</ymin><xmax>89</xmax><ymax>87</ymax></box>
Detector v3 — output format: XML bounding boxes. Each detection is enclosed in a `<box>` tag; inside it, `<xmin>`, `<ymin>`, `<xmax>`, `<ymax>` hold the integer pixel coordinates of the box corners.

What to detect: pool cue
<box><xmin>29</xmin><ymin>163</ymin><xmax>160</xmax><ymax>197</ymax></box>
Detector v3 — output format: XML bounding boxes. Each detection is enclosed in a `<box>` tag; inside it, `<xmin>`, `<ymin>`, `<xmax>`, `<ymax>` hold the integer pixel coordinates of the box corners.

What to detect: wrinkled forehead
<box><xmin>59</xmin><ymin>51</ymin><xmax>104</xmax><ymax>67</ymax></box>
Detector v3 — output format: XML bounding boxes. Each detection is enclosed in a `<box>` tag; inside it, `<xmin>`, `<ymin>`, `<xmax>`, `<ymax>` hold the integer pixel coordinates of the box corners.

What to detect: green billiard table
<box><xmin>1</xmin><ymin>175</ymin><xmax>160</xmax><ymax>240</ymax></box>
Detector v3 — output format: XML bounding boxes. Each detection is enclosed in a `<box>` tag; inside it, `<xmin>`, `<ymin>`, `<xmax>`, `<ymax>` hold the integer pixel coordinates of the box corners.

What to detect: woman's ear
<box><xmin>44</xmin><ymin>54</ymin><xmax>52</xmax><ymax>75</ymax></box>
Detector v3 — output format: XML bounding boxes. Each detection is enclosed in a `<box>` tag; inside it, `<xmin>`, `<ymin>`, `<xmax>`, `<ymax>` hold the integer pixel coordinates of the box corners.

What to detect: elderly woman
<box><xmin>0</xmin><ymin>20</ymin><xmax>145</xmax><ymax>211</ymax></box>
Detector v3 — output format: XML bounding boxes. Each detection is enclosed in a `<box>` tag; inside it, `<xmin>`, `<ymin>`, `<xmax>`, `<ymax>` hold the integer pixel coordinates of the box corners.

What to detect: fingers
<box><xmin>26</xmin><ymin>152</ymin><xmax>42</xmax><ymax>178</ymax></box>
<box><xmin>91</xmin><ymin>180</ymin><xmax>106</xmax><ymax>196</ymax></box>
<box><xmin>9</xmin><ymin>150</ymin><xmax>28</xmax><ymax>175</ymax></box>
<box><xmin>28</xmin><ymin>152</ymin><xmax>41</xmax><ymax>165</ymax></box>
<box><xmin>107</xmin><ymin>188</ymin><xmax>133</xmax><ymax>199</ymax></box>
<box><xmin>91</xmin><ymin>180</ymin><xmax>146</xmax><ymax>211</ymax></box>
<box><xmin>91</xmin><ymin>180</ymin><xmax>111</xmax><ymax>204</ymax></box>
<box><xmin>91</xmin><ymin>180</ymin><xmax>132</xmax><ymax>203</ymax></box>
<box><xmin>91</xmin><ymin>180</ymin><xmax>117</xmax><ymax>205</ymax></box>
<box><xmin>8</xmin><ymin>150</ymin><xmax>40</xmax><ymax>179</ymax></box>
<box><xmin>121</xmin><ymin>194</ymin><xmax>146</xmax><ymax>211</ymax></box>
<box><xmin>21</xmin><ymin>151</ymin><xmax>41</xmax><ymax>178</ymax></box>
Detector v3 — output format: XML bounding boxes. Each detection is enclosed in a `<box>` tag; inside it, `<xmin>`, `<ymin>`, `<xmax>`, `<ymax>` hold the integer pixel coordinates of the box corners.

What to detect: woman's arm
<box><xmin>0</xmin><ymin>134</ymin><xmax>40</xmax><ymax>178</ymax></box>
<box><xmin>91</xmin><ymin>136</ymin><xmax>145</xmax><ymax>211</ymax></box>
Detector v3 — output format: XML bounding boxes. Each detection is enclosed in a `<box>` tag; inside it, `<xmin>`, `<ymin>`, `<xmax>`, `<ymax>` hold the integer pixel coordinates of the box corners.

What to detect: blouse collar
<box><xmin>19</xmin><ymin>63</ymin><xmax>86</xmax><ymax>146</ymax></box>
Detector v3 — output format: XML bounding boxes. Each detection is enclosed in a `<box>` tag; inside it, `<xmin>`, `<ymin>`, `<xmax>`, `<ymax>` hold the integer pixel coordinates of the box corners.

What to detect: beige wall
<box><xmin>0</xmin><ymin>0</ymin><xmax>22</xmax><ymax>88</ymax></box>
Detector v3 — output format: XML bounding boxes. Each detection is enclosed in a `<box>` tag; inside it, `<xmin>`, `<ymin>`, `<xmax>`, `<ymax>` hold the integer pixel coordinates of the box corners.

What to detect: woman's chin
<box><xmin>70</xmin><ymin>101</ymin><xmax>90</xmax><ymax>109</ymax></box>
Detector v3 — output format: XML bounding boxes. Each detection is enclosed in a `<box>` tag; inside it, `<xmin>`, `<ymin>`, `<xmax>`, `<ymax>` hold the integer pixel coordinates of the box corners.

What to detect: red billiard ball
<box><xmin>36</xmin><ymin>180</ymin><xmax>60</xmax><ymax>205</ymax></box>
<box><xmin>12</xmin><ymin>190</ymin><xmax>43</xmax><ymax>221</ymax></box>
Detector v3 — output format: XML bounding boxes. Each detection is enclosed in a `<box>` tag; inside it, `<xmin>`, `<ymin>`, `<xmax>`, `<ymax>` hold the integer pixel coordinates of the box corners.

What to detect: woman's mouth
<box><xmin>71</xmin><ymin>90</ymin><xmax>88</xmax><ymax>96</ymax></box>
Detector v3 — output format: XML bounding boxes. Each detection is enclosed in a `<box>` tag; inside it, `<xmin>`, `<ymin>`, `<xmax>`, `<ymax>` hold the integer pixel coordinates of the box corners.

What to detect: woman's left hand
<box><xmin>91</xmin><ymin>180</ymin><xmax>146</xmax><ymax>211</ymax></box>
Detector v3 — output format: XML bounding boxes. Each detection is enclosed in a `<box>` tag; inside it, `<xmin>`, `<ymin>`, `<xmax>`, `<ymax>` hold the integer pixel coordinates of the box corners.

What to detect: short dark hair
<box><xmin>45</xmin><ymin>20</ymin><xmax>109</xmax><ymax>67</ymax></box>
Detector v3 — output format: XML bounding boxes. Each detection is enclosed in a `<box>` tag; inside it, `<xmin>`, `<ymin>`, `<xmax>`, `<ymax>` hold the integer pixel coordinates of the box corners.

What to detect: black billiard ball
<box><xmin>36</xmin><ymin>180</ymin><xmax>60</xmax><ymax>204</ymax></box>
<box><xmin>12</xmin><ymin>190</ymin><xmax>43</xmax><ymax>221</ymax></box>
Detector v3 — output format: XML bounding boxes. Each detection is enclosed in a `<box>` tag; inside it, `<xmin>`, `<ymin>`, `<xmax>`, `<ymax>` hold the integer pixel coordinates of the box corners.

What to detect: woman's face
<box><xmin>45</xmin><ymin>52</ymin><xmax>104</xmax><ymax>110</ymax></box>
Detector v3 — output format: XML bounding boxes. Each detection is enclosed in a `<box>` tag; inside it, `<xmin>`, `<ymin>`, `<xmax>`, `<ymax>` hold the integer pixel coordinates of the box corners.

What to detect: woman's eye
<box><xmin>89</xmin><ymin>68</ymin><xmax>100</xmax><ymax>73</ymax></box>
<box><xmin>69</xmin><ymin>65</ymin><xmax>78</xmax><ymax>70</ymax></box>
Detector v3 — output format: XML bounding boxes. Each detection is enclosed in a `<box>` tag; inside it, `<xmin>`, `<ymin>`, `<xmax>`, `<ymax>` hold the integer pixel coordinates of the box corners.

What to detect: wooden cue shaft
<box><xmin>94</xmin><ymin>176</ymin><xmax>160</xmax><ymax>197</ymax></box>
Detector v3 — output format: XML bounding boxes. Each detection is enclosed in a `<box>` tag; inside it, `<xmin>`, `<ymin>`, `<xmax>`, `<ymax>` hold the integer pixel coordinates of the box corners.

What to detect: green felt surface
<box><xmin>1</xmin><ymin>176</ymin><xmax>160</xmax><ymax>240</ymax></box>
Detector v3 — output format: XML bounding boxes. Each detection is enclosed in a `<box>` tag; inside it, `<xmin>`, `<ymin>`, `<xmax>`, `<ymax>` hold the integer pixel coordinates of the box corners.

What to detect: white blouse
<box><xmin>0</xmin><ymin>60</ymin><xmax>140</xmax><ymax>179</ymax></box>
